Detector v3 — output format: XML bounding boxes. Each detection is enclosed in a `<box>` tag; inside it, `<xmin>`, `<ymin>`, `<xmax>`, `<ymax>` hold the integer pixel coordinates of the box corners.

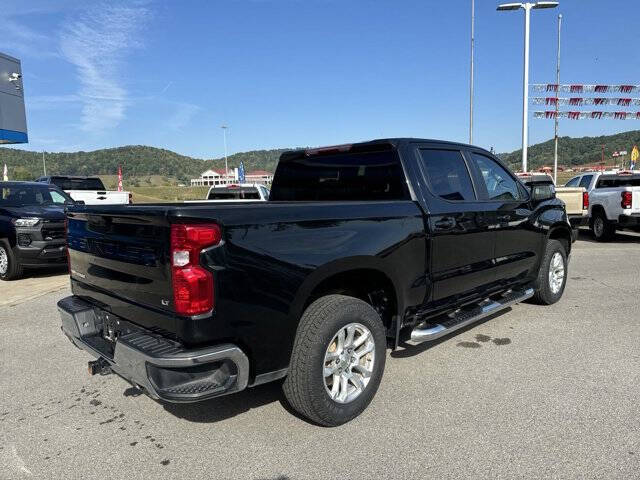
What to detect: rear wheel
<box><xmin>590</xmin><ymin>211</ymin><xmax>615</xmax><ymax>242</ymax></box>
<box><xmin>283</xmin><ymin>294</ymin><xmax>386</xmax><ymax>426</ymax></box>
<box><xmin>0</xmin><ymin>240</ymin><xmax>23</xmax><ymax>281</ymax></box>
<box><xmin>532</xmin><ymin>239</ymin><xmax>567</xmax><ymax>305</ymax></box>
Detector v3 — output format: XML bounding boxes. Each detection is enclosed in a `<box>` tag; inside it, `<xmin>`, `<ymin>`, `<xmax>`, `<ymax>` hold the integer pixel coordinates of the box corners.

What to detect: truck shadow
<box><xmin>161</xmin><ymin>380</ymin><xmax>287</xmax><ymax>424</ymax></box>
<box><xmin>391</xmin><ymin>308</ymin><xmax>511</xmax><ymax>359</ymax></box>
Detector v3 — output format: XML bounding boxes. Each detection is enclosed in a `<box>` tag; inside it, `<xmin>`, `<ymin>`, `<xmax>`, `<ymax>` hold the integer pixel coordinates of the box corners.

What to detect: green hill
<box><xmin>0</xmin><ymin>145</ymin><xmax>290</xmax><ymax>182</ymax></box>
<box><xmin>499</xmin><ymin>130</ymin><xmax>640</xmax><ymax>170</ymax></box>
<box><xmin>2</xmin><ymin>130</ymin><xmax>639</xmax><ymax>182</ymax></box>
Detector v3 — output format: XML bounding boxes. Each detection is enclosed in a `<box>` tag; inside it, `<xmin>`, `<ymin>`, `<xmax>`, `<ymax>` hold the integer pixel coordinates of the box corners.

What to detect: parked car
<box><xmin>58</xmin><ymin>139</ymin><xmax>573</xmax><ymax>426</ymax></box>
<box><xmin>186</xmin><ymin>183</ymin><xmax>270</xmax><ymax>203</ymax></box>
<box><xmin>565</xmin><ymin>171</ymin><xmax>640</xmax><ymax>241</ymax></box>
<box><xmin>0</xmin><ymin>181</ymin><xmax>74</xmax><ymax>280</ymax></box>
<box><xmin>518</xmin><ymin>173</ymin><xmax>588</xmax><ymax>241</ymax></box>
<box><xmin>36</xmin><ymin>175</ymin><xmax>131</xmax><ymax>205</ymax></box>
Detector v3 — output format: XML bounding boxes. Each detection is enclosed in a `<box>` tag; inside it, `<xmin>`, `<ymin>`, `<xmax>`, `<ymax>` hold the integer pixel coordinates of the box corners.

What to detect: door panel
<box><xmin>415</xmin><ymin>147</ymin><xmax>499</xmax><ymax>302</ymax></box>
<box><xmin>468</xmin><ymin>151</ymin><xmax>542</xmax><ymax>287</ymax></box>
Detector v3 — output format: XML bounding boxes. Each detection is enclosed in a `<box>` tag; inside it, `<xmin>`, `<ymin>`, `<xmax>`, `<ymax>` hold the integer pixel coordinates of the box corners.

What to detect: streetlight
<box><xmin>497</xmin><ymin>1</ymin><xmax>559</xmax><ymax>173</ymax></box>
<box><xmin>221</xmin><ymin>125</ymin><xmax>229</xmax><ymax>179</ymax></box>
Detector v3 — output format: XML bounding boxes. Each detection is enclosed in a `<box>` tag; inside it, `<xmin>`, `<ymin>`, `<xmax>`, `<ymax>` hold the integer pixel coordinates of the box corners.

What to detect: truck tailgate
<box><xmin>555</xmin><ymin>187</ymin><xmax>585</xmax><ymax>215</ymax></box>
<box><xmin>67</xmin><ymin>209</ymin><xmax>173</xmax><ymax>315</ymax></box>
<box><xmin>68</xmin><ymin>190</ymin><xmax>130</xmax><ymax>205</ymax></box>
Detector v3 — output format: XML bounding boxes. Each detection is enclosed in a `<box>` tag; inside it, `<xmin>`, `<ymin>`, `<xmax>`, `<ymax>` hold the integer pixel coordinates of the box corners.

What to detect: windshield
<box><xmin>0</xmin><ymin>185</ymin><xmax>74</xmax><ymax>207</ymax></box>
<box><xmin>50</xmin><ymin>177</ymin><xmax>106</xmax><ymax>191</ymax></box>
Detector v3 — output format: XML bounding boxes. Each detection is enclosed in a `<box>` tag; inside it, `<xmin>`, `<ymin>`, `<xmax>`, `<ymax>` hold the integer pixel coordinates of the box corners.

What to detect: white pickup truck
<box><xmin>565</xmin><ymin>171</ymin><xmax>640</xmax><ymax>241</ymax></box>
<box><xmin>185</xmin><ymin>183</ymin><xmax>270</xmax><ymax>203</ymax></box>
<box><xmin>36</xmin><ymin>176</ymin><xmax>131</xmax><ymax>205</ymax></box>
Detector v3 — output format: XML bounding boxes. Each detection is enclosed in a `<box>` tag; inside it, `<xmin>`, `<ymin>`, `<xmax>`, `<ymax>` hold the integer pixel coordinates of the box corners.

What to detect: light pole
<box><xmin>553</xmin><ymin>13</ymin><xmax>562</xmax><ymax>184</ymax></box>
<box><xmin>221</xmin><ymin>125</ymin><xmax>229</xmax><ymax>179</ymax></box>
<box><xmin>470</xmin><ymin>0</ymin><xmax>475</xmax><ymax>144</ymax></box>
<box><xmin>497</xmin><ymin>1</ymin><xmax>559</xmax><ymax>173</ymax></box>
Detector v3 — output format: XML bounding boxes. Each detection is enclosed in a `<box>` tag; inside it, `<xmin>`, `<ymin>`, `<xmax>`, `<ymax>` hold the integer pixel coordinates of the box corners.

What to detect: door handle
<box><xmin>434</xmin><ymin>217</ymin><xmax>456</xmax><ymax>231</ymax></box>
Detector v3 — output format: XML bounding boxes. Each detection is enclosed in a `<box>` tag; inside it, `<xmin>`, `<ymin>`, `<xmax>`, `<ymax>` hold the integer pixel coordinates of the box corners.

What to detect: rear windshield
<box><xmin>50</xmin><ymin>177</ymin><xmax>106</xmax><ymax>191</ymax></box>
<box><xmin>207</xmin><ymin>188</ymin><xmax>260</xmax><ymax>200</ymax></box>
<box><xmin>0</xmin><ymin>185</ymin><xmax>73</xmax><ymax>207</ymax></box>
<box><xmin>270</xmin><ymin>149</ymin><xmax>409</xmax><ymax>201</ymax></box>
<box><xmin>596</xmin><ymin>177</ymin><xmax>640</xmax><ymax>188</ymax></box>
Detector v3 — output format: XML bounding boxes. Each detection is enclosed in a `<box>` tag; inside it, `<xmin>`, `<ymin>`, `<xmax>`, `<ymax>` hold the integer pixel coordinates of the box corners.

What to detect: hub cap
<box><xmin>323</xmin><ymin>323</ymin><xmax>375</xmax><ymax>404</ymax></box>
<box><xmin>548</xmin><ymin>252</ymin><xmax>565</xmax><ymax>294</ymax></box>
<box><xmin>0</xmin><ymin>246</ymin><xmax>7</xmax><ymax>275</ymax></box>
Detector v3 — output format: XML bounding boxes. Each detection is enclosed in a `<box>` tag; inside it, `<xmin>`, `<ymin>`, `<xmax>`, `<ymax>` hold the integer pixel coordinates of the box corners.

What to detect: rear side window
<box><xmin>565</xmin><ymin>177</ymin><xmax>580</xmax><ymax>187</ymax></box>
<box><xmin>578</xmin><ymin>175</ymin><xmax>593</xmax><ymax>189</ymax></box>
<box><xmin>471</xmin><ymin>153</ymin><xmax>524</xmax><ymax>201</ymax></box>
<box><xmin>418</xmin><ymin>149</ymin><xmax>476</xmax><ymax>201</ymax></box>
<box><xmin>269</xmin><ymin>149</ymin><xmax>409</xmax><ymax>201</ymax></box>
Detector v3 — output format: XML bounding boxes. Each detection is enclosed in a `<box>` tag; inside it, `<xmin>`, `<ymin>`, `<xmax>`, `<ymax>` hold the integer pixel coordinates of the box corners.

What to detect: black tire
<box><xmin>590</xmin><ymin>211</ymin><xmax>615</xmax><ymax>242</ymax></box>
<box><xmin>0</xmin><ymin>240</ymin><xmax>23</xmax><ymax>281</ymax></box>
<box><xmin>282</xmin><ymin>294</ymin><xmax>387</xmax><ymax>426</ymax></box>
<box><xmin>532</xmin><ymin>239</ymin><xmax>567</xmax><ymax>305</ymax></box>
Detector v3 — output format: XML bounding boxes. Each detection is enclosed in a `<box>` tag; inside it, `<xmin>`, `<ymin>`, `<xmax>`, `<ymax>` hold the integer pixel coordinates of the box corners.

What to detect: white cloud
<box><xmin>59</xmin><ymin>3</ymin><xmax>149</xmax><ymax>133</ymax></box>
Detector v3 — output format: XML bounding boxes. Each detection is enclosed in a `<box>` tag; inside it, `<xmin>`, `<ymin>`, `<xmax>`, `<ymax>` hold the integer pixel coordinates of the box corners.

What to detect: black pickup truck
<box><xmin>1</xmin><ymin>181</ymin><xmax>74</xmax><ymax>280</ymax></box>
<box><xmin>58</xmin><ymin>139</ymin><xmax>572</xmax><ymax>426</ymax></box>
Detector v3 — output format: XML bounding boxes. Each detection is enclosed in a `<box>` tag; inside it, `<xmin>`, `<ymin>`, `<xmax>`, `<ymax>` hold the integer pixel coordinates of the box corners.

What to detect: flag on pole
<box><xmin>238</xmin><ymin>162</ymin><xmax>245</xmax><ymax>183</ymax></box>
<box><xmin>631</xmin><ymin>145</ymin><xmax>639</xmax><ymax>170</ymax></box>
<box><xmin>3</xmin><ymin>164</ymin><xmax>7</xmax><ymax>181</ymax></box>
<box><xmin>117</xmin><ymin>166</ymin><xmax>123</xmax><ymax>191</ymax></box>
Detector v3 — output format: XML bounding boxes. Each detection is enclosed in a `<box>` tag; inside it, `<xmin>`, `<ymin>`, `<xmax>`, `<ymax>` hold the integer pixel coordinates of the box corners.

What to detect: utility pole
<box><xmin>42</xmin><ymin>151</ymin><xmax>46</xmax><ymax>176</ymax></box>
<box><xmin>601</xmin><ymin>144</ymin><xmax>605</xmax><ymax>171</ymax></box>
<box><xmin>469</xmin><ymin>0</ymin><xmax>475</xmax><ymax>144</ymax></box>
<box><xmin>221</xmin><ymin>125</ymin><xmax>229</xmax><ymax>180</ymax></box>
<box><xmin>553</xmin><ymin>13</ymin><xmax>562</xmax><ymax>184</ymax></box>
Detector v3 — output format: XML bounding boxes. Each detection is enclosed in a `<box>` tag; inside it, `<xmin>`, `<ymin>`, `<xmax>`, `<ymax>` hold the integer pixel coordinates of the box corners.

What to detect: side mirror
<box><xmin>530</xmin><ymin>183</ymin><xmax>555</xmax><ymax>202</ymax></box>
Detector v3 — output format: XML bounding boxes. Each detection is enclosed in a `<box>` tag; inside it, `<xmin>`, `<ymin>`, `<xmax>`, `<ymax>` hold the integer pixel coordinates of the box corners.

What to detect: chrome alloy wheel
<box><xmin>548</xmin><ymin>252</ymin><xmax>565</xmax><ymax>294</ymax></box>
<box><xmin>323</xmin><ymin>322</ymin><xmax>375</xmax><ymax>404</ymax></box>
<box><xmin>0</xmin><ymin>246</ymin><xmax>8</xmax><ymax>276</ymax></box>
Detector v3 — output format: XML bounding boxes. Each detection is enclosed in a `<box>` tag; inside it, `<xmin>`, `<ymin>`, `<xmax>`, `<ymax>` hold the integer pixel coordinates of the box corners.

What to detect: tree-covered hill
<box><xmin>498</xmin><ymin>130</ymin><xmax>640</xmax><ymax>170</ymax></box>
<box><xmin>0</xmin><ymin>145</ymin><xmax>291</xmax><ymax>182</ymax></box>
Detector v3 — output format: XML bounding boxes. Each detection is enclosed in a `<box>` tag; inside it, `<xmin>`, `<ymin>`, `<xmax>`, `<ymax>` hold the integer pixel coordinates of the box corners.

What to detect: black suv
<box><xmin>0</xmin><ymin>181</ymin><xmax>75</xmax><ymax>280</ymax></box>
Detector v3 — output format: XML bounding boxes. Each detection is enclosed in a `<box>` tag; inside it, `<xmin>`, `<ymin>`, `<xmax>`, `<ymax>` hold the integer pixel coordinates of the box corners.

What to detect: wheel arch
<box><xmin>548</xmin><ymin>223</ymin><xmax>573</xmax><ymax>255</ymax></box>
<box><xmin>290</xmin><ymin>257</ymin><xmax>402</xmax><ymax>336</ymax></box>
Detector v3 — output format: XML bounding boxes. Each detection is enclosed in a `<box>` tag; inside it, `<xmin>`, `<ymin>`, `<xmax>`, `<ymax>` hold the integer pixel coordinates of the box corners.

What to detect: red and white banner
<box><xmin>531</xmin><ymin>84</ymin><xmax>639</xmax><ymax>93</ymax></box>
<box><xmin>532</xmin><ymin>97</ymin><xmax>640</xmax><ymax>106</ymax></box>
<box><xmin>533</xmin><ymin>111</ymin><xmax>640</xmax><ymax>120</ymax></box>
<box><xmin>117</xmin><ymin>165</ymin><xmax>123</xmax><ymax>191</ymax></box>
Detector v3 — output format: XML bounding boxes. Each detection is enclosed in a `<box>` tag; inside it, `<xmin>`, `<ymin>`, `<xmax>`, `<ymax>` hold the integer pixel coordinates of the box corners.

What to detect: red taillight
<box><xmin>170</xmin><ymin>224</ymin><xmax>221</xmax><ymax>315</ymax></box>
<box><xmin>582</xmin><ymin>191</ymin><xmax>589</xmax><ymax>210</ymax></box>
<box><xmin>621</xmin><ymin>191</ymin><xmax>633</xmax><ymax>209</ymax></box>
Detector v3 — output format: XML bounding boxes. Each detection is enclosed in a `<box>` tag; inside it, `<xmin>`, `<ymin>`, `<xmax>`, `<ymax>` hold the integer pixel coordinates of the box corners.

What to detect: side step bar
<box><xmin>410</xmin><ymin>288</ymin><xmax>534</xmax><ymax>344</ymax></box>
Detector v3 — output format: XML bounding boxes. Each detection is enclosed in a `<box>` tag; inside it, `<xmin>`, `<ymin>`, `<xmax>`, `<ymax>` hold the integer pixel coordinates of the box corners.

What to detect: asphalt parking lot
<box><xmin>1</xmin><ymin>230</ymin><xmax>639</xmax><ymax>480</ymax></box>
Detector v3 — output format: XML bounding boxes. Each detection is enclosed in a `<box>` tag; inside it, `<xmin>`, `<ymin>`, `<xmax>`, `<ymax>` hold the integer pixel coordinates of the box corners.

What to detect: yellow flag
<box><xmin>632</xmin><ymin>145</ymin><xmax>639</xmax><ymax>163</ymax></box>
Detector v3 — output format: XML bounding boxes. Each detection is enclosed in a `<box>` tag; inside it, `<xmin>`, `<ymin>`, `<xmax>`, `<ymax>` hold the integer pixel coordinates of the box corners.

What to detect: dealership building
<box><xmin>0</xmin><ymin>52</ymin><xmax>27</xmax><ymax>145</ymax></box>
<box><xmin>190</xmin><ymin>168</ymin><xmax>274</xmax><ymax>187</ymax></box>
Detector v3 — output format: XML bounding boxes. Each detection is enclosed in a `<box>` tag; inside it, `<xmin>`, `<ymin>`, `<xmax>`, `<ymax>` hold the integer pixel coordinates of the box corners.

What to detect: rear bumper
<box><xmin>57</xmin><ymin>296</ymin><xmax>249</xmax><ymax>403</ymax></box>
<box><xmin>568</xmin><ymin>214</ymin><xmax>588</xmax><ymax>228</ymax></box>
<box><xmin>617</xmin><ymin>214</ymin><xmax>640</xmax><ymax>227</ymax></box>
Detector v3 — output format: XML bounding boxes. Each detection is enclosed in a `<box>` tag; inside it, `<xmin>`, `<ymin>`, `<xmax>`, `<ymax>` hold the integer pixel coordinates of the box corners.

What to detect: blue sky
<box><xmin>2</xmin><ymin>0</ymin><xmax>639</xmax><ymax>159</ymax></box>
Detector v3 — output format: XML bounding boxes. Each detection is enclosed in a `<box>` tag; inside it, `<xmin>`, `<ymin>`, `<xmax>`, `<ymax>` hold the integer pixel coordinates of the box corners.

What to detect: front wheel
<box><xmin>283</xmin><ymin>294</ymin><xmax>387</xmax><ymax>426</ymax></box>
<box><xmin>532</xmin><ymin>239</ymin><xmax>567</xmax><ymax>305</ymax></box>
<box><xmin>0</xmin><ymin>240</ymin><xmax>23</xmax><ymax>281</ymax></box>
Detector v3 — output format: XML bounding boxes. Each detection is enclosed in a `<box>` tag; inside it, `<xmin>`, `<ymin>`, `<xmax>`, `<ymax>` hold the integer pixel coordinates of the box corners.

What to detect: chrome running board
<box><xmin>410</xmin><ymin>288</ymin><xmax>534</xmax><ymax>344</ymax></box>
